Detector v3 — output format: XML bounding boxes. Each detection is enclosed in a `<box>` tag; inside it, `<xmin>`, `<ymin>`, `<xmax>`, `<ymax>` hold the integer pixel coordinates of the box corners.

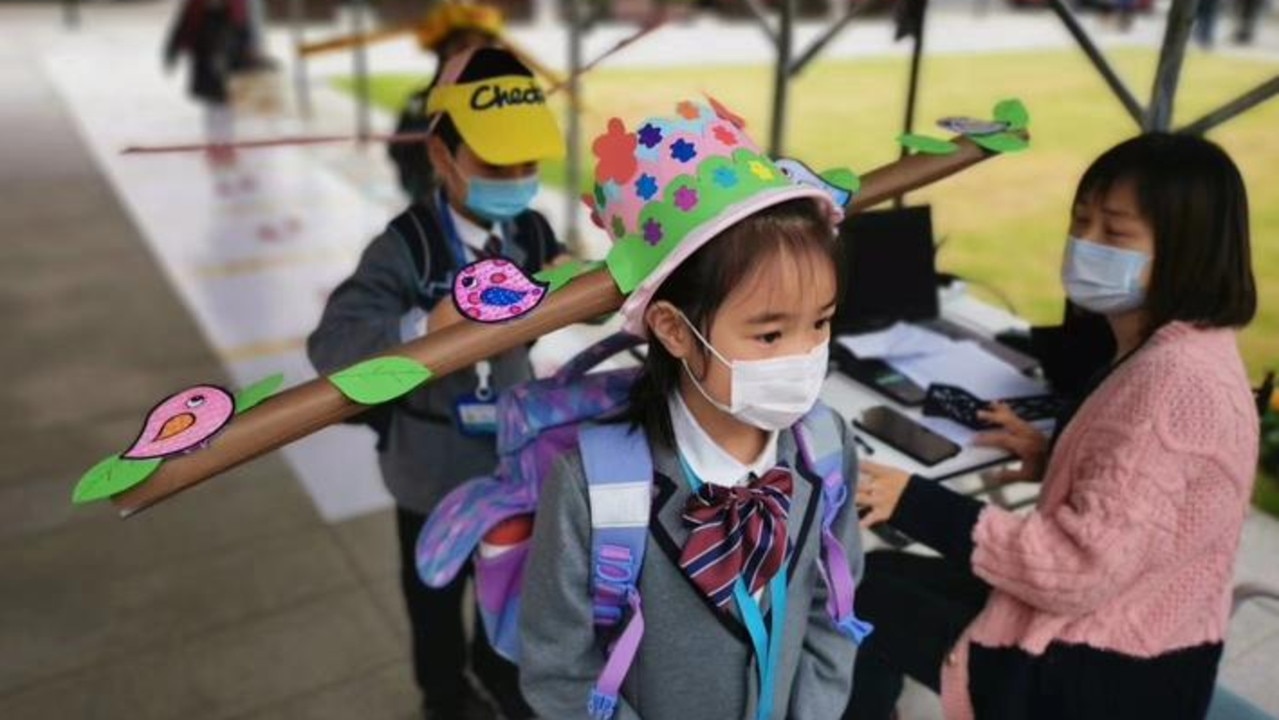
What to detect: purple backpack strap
<box><xmin>553</xmin><ymin>333</ymin><xmax>644</xmax><ymax>384</ymax></box>
<box><xmin>579</xmin><ymin>422</ymin><xmax>653</xmax><ymax>720</ymax></box>
<box><xmin>794</xmin><ymin>404</ymin><xmax>874</xmax><ymax>645</ymax></box>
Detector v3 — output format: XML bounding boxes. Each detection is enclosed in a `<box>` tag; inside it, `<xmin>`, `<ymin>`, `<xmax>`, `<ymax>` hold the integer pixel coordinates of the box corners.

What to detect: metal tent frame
<box><xmin>283</xmin><ymin>0</ymin><xmax>1277</xmax><ymax>245</ymax></box>
<box><xmin>555</xmin><ymin>0</ymin><xmax>1277</xmax><ymax>243</ymax></box>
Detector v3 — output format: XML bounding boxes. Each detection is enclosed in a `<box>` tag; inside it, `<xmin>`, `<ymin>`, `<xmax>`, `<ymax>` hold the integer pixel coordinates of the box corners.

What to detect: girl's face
<box><xmin>1069</xmin><ymin>178</ymin><xmax>1157</xmax><ymax>289</ymax></box>
<box><xmin>654</xmin><ymin>246</ymin><xmax>838</xmax><ymax>411</ymax></box>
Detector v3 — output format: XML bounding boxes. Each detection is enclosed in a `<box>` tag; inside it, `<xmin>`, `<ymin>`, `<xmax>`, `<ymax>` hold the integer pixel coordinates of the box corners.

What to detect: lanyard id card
<box><xmin>454</xmin><ymin>360</ymin><xmax>498</xmax><ymax>437</ymax></box>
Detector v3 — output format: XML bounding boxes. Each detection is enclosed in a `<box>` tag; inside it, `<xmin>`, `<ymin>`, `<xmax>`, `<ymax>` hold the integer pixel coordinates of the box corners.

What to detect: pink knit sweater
<box><xmin>939</xmin><ymin>322</ymin><xmax>1259</xmax><ymax>719</ymax></box>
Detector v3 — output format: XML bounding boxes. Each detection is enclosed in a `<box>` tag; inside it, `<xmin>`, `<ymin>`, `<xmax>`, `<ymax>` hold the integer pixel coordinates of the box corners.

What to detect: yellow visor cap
<box><xmin>427</xmin><ymin>76</ymin><xmax>566</xmax><ymax>165</ymax></box>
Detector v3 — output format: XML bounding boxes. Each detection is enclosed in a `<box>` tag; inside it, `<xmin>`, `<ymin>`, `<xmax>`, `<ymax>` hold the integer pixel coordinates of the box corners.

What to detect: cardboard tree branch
<box><xmin>106</xmin><ymin>135</ymin><xmax>1008</xmax><ymax>518</ymax></box>
<box><xmin>296</xmin><ymin>25</ymin><xmax>423</xmax><ymax>58</ymax></box>
<box><xmin>123</xmin><ymin>20</ymin><xmax>665</xmax><ymax>156</ymax></box>
<box><xmin>297</xmin><ymin>23</ymin><xmax>569</xmax><ymax>94</ymax></box>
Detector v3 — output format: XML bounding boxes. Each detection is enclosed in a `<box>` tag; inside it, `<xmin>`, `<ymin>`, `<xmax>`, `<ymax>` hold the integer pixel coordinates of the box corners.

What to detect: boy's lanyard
<box><xmin>677</xmin><ymin>454</ymin><xmax>788</xmax><ymax>720</ymax></box>
<box><xmin>434</xmin><ymin>189</ymin><xmax>511</xmax><ymax>269</ymax></box>
<box><xmin>433</xmin><ymin>190</ymin><xmax>506</xmax><ymax>421</ymax></box>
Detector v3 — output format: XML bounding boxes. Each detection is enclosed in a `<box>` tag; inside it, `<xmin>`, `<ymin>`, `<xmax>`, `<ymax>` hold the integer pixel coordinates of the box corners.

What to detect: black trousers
<box><xmin>396</xmin><ymin>507</ymin><xmax>533</xmax><ymax>718</ymax></box>
<box><xmin>843</xmin><ymin>551</ymin><xmax>991</xmax><ymax>720</ymax></box>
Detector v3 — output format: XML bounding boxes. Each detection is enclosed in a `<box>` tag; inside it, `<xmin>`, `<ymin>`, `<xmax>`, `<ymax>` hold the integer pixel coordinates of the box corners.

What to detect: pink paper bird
<box><xmin>122</xmin><ymin>385</ymin><xmax>235</xmax><ymax>459</ymax></box>
<box><xmin>452</xmin><ymin>258</ymin><xmax>548</xmax><ymax>324</ymax></box>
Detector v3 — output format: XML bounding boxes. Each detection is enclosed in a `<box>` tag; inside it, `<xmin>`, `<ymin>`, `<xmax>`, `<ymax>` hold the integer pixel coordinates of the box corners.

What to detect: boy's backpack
<box><xmin>415</xmin><ymin>334</ymin><xmax>872</xmax><ymax>719</ymax></box>
<box><xmin>388</xmin><ymin>85</ymin><xmax>435</xmax><ymax>201</ymax></box>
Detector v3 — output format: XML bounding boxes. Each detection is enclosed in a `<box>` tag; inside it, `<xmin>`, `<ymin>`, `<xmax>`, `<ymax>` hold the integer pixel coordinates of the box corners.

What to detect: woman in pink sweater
<box><xmin>845</xmin><ymin>133</ymin><xmax>1259</xmax><ymax>720</ymax></box>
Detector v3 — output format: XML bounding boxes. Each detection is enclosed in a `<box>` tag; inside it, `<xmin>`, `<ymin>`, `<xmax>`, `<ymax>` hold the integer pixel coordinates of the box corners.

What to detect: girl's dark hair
<box><xmin>626</xmin><ymin>197</ymin><xmax>841</xmax><ymax>449</ymax></box>
<box><xmin>1075</xmin><ymin>133</ymin><xmax>1256</xmax><ymax>338</ymax></box>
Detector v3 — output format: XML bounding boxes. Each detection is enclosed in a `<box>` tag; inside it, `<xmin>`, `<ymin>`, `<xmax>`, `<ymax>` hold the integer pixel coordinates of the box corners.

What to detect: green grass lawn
<box><xmin>336</xmin><ymin>47</ymin><xmax>1278</xmax><ymax>380</ymax></box>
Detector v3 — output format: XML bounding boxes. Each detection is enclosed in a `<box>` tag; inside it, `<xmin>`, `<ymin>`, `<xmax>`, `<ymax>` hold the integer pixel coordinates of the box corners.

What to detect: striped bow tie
<box><xmin>678</xmin><ymin>468</ymin><xmax>794</xmax><ymax>610</ymax></box>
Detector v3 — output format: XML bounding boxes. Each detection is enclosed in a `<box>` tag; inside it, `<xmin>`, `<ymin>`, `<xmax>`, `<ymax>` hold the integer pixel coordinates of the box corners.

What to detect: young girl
<box><xmin>518</xmin><ymin>100</ymin><xmax>866</xmax><ymax>719</ymax></box>
<box><xmin>847</xmin><ymin>133</ymin><xmax>1259</xmax><ymax>720</ymax></box>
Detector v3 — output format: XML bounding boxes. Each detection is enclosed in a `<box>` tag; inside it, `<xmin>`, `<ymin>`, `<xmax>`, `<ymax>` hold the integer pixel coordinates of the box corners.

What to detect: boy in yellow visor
<box><xmin>389</xmin><ymin>3</ymin><xmax>504</xmax><ymax>199</ymax></box>
<box><xmin>308</xmin><ymin>46</ymin><xmax>565</xmax><ymax>720</ymax></box>
<box><xmin>423</xmin><ymin>46</ymin><xmax>565</xmax><ymax>221</ymax></box>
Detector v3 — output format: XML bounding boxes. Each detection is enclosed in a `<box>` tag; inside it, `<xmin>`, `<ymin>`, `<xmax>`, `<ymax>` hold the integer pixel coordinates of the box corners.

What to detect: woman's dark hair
<box><xmin>626</xmin><ymin>197</ymin><xmax>841</xmax><ymax>449</ymax></box>
<box><xmin>430</xmin><ymin>46</ymin><xmax>531</xmax><ymax>156</ymax></box>
<box><xmin>1075</xmin><ymin>132</ymin><xmax>1256</xmax><ymax>336</ymax></box>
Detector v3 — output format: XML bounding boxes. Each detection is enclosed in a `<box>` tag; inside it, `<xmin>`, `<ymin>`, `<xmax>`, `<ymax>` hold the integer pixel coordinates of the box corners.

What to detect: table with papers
<box><xmin>821</xmin><ymin>290</ymin><xmax>1053</xmax><ymax>484</ymax></box>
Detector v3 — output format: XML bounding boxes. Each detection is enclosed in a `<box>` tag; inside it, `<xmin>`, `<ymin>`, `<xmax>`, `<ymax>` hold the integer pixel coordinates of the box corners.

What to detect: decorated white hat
<box><xmin>585</xmin><ymin>97</ymin><xmax>843</xmax><ymax>336</ymax></box>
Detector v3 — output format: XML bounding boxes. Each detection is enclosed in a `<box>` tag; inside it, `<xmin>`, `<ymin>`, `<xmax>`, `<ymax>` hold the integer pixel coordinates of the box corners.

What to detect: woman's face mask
<box><xmin>678</xmin><ymin>312</ymin><xmax>830</xmax><ymax>432</ymax></box>
<box><xmin>1061</xmin><ymin>236</ymin><xmax>1151</xmax><ymax>315</ymax></box>
<box><xmin>1064</xmin><ymin>182</ymin><xmax>1156</xmax><ymax>316</ymax></box>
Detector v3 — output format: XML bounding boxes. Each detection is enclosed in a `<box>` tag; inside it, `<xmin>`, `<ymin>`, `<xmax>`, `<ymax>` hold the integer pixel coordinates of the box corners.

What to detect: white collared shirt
<box><xmin>446</xmin><ymin>203</ymin><xmax>502</xmax><ymax>259</ymax></box>
<box><xmin>669</xmin><ymin>391</ymin><xmax>779</xmax><ymax>488</ymax></box>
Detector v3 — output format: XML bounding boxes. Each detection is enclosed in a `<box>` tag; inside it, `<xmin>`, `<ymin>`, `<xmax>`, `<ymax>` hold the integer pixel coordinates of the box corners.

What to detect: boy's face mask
<box><xmin>463</xmin><ymin>174</ymin><xmax>540</xmax><ymax>222</ymax></box>
<box><xmin>1061</xmin><ymin>235</ymin><xmax>1151</xmax><ymax>315</ymax></box>
<box><xmin>678</xmin><ymin>312</ymin><xmax>830</xmax><ymax>432</ymax></box>
<box><xmin>440</xmin><ymin>146</ymin><xmax>540</xmax><ymax>222</ymax></box>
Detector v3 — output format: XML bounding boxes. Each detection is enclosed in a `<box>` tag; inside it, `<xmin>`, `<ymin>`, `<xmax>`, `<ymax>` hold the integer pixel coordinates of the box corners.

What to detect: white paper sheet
<box><xmin>837</xmin><ymin>322</ymin><xmax>954</xmax><ymax>360</ymax></box>
<box><xmin>888</xmin><ymin>340</ymin><xmax>1046</xmax><ymax>400</ymax></box>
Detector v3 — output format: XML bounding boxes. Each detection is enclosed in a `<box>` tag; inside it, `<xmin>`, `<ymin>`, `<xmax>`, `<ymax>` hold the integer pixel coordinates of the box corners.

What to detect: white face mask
<box><xmin>677</xmin><ymin>312</ymin><xmax>830</xmax><ymax>431</ymax></box>
<box><xmin>1061</xmin><ymin>235</ymin><xmax>1151</xmax><ymax>315</ymax></box>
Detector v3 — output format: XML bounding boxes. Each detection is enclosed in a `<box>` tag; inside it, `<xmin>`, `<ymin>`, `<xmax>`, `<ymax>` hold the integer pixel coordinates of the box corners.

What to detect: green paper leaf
<box><xmin>993</xmin><ymin>98</ymin><xmax>1030</xmax><ymax>131</ymax></box>
<box><xmin>898</xmin><ymin>134</ymin><xmax>959</xmax><ymax>156</ymax></box>
<box><xmin>820</xmin><ymin>168</ymin><xmax>860</xmax><ymax>194</ymax></box>
<box><xmin>533</xmin><ymin>260</ymin><xmax>606</xmax><ymax>295</ymax></box>
<box><xmin>234</xmin><ymin>372</ymin><xmax>284</xmax><ymax>414</ymax></box>
<box><xmin>72</xmin><ymin>455</ymin><xmax>162</xmax><ymax>504</ymax></box>
<box><xmin>329</xmin><ymin>357</ymin><xmax>433</xmax><ymax>404</ymax></box>
<box><xmin>972</xmin><ymin>132</ymin><xmax>1030</xmax><ymax>154</ymax></box>
<box><xmin>533</xmin><ymin>262</ymin><xmax>578</xmax><ymax>293</ymax></box>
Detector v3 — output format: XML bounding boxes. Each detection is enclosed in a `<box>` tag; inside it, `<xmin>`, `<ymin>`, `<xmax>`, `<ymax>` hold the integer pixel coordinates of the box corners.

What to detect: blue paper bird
<box><xmin>775</xmin><ymin>158</ymin><xmax>854</xmax><ymax>208</ymax></box>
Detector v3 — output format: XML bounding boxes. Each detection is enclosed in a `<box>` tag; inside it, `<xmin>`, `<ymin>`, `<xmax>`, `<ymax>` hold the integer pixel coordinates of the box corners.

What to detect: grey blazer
<box><xmin>306</xmin><ymin>205</ymin><xmax>560</xmax><ymax>514</ymax></box>
<box><xmin>519</xmin><ymin>414</ymin><xmax>863</xmax><ymax>720</ymax></box>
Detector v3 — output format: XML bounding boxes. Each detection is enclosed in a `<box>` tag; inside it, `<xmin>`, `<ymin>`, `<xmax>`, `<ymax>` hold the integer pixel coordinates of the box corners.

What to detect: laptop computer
<box><xmin>833</xmin><ymin>205</ymin><xmax>1039</xmax><ymax>374</ymax></box>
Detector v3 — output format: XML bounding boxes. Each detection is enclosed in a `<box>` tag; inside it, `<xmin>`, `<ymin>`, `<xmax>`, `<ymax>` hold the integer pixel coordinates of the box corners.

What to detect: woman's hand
<box><xmin>856</xmin><ymin>461</ymin><xmax>912</xmax><ymax>528</ymax></box>
<box><xmin>973</xmin><ymin>402</ymin><xmax>1049</xmax><ymax>483</ymax></box>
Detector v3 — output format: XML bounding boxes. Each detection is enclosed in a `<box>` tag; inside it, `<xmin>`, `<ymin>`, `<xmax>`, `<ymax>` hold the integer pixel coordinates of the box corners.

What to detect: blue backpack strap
<box><xmin>794</xmin><ymin>403</ymin><xmax>874</xmax><ymax>645</ymax></box>
<box><xmin>580</xmin><ymin>423</ymin><xmax>652</xmax><ymax>720</ymax></box>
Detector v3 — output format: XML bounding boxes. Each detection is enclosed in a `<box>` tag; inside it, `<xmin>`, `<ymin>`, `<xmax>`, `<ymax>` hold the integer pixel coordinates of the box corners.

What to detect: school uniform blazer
<box><xmin>306</xmin><ymin>202</ymin><xmax>562</xmax><ymax>514</ymax></box>
<box><xmin>519</xmin><ymin>415</ymin><xmax>863</xmax><ymax>720</ymax></box>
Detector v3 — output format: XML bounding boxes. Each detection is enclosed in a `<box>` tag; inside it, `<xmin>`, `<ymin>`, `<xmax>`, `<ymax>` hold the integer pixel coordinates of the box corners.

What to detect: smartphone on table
<box><xmin>854</xmin><ymin>405</ymin><xmax>961</xmax><ymax>466</ymax></box>
<box><xmin>831</xmin><ymin>344</ymin><xmax>928</xmax><ymax>406</ymax></box>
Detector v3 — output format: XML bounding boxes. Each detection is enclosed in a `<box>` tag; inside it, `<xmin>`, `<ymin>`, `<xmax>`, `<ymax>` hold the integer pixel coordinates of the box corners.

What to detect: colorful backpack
<box><xmin>415</xmin><ymin>334</ymin><xmax>872</xmax><ymax>719</ymax></box>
